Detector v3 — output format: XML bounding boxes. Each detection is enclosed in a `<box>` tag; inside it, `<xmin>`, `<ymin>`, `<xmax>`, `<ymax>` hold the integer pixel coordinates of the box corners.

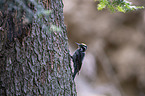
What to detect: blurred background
<box><xmin>63</xmin><ymin>0</ymin><xmax>145</xmax><ymax>96</ymax></box>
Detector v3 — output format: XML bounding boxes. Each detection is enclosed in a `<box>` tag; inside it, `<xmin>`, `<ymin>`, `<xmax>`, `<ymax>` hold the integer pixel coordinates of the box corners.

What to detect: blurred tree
<box><xmin>0</xmin><ymin>0</ymin><xmax>76</xmax><ymax>95</ymax></box>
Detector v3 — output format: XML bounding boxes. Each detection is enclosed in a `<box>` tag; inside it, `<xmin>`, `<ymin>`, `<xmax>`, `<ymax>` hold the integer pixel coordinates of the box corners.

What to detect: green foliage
<box><xmin>96</xmin><ymin>0</ymin><xmax>144</xmax><ymax>13</ymax></box>
<box><xmin>2</xmin><ymin>0</ymin><xmax>61</xmax><ymax>33</ymax></box>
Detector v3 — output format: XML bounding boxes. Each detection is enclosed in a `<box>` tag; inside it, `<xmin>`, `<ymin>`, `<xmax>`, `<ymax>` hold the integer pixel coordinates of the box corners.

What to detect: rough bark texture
<box><xmin>0</xmin><ymin>0</ymin><xmax>76</xmax><ymax>95</ymax></box>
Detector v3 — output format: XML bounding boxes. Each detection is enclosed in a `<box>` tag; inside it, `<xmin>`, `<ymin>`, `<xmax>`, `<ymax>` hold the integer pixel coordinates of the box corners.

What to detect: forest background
<box><xmin>64</xmin><ymin>0</ymin><xmax>145</xmax><ymax>96</ymax></box>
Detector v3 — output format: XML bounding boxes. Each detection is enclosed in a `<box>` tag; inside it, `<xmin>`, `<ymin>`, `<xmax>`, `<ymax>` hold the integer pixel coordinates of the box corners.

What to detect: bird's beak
<box><xmin>75</xmin><ymin>42</ymin><xmax>80</xmax><ymax>45</ymax></box>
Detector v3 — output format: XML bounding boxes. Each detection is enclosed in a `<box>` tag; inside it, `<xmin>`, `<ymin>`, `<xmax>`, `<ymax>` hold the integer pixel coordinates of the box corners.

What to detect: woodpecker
<box><xmin>71</xmin><ymin>43</ymin><xmax>87</xmax><ymax>80</ymax></box>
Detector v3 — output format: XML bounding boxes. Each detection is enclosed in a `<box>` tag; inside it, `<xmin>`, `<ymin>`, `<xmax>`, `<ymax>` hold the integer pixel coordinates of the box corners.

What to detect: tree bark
<box><xmin>0</xmin><ymin>0</ymin><xmax>76</xmax><ymax>95</ymax></box>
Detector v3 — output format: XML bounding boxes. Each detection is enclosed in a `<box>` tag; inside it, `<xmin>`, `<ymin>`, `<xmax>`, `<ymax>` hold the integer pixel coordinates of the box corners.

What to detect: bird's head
<box><xmin>76</xmin><ymin>42</ymin><xmax>87</xmax><ymax>52</ymax></box>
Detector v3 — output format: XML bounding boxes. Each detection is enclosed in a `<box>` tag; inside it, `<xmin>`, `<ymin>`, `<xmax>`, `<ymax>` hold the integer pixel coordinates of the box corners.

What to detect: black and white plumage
<box><xmin>71</xmin><ymin>43</ymin><xmax>87</xmax><ymax>80</ymax></box>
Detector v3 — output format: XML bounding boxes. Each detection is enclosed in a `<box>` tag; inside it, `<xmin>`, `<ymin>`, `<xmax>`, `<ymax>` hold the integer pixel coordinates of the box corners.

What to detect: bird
<box><xmin>71</xmin><ymin>42</ymin><xmax>87</xmax><ymax>80</ymax></box>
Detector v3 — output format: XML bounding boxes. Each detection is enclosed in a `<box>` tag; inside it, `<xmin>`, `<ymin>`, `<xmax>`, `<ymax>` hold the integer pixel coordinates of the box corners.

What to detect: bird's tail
<box><xmin>72</xmin><ymin>70</ymin><xmax>77</xmax><ymax>80</ymax></box>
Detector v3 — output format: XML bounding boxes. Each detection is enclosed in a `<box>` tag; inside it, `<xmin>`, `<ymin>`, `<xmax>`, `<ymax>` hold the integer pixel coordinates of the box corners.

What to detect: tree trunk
<box><xmin>0</xmin><ymin>0</ymin><xmax>76</xmax><ymax>95</ymax></box>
